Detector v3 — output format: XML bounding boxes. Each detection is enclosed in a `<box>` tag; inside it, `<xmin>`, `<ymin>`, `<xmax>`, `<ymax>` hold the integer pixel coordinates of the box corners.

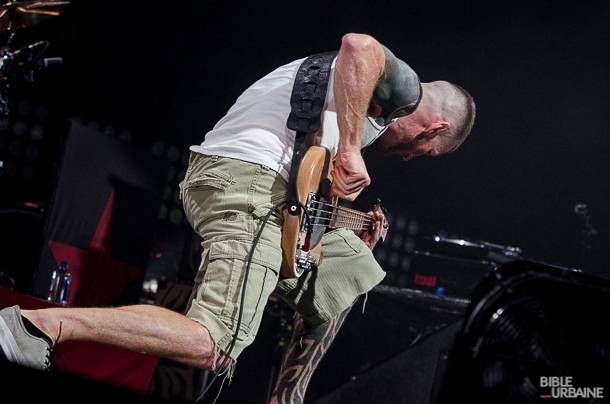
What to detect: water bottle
<box><xmin>47</xmin><ymin>260</ymin><xmax>71</xmax><ymax>305</ymax></box>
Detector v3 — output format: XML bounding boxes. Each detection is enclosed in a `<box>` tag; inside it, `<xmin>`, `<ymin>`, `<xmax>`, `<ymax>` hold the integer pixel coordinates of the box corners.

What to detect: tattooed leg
<box><xmin>269</xmin><ymin>306</ymin><xmax>353</xmax><ymax>404</ymax></box>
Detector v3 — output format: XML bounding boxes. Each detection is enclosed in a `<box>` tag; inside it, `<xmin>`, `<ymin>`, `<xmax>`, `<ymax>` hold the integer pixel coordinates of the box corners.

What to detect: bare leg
<box><xmin>270</xmin><ymin>306</ymin><xmax>352</xmax><ymax>404</ymax></box>
<box><xmin>21</xmin><ymin>305</ymin><xmax>227</xmax><ymax>369</ymax></box>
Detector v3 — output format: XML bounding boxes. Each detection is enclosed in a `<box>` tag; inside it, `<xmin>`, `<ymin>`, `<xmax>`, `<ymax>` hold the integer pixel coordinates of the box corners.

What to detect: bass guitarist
<box><xmin>0</xmin><ymin>33</ymin><xmax>475</xmax><ymax>404</ymax></box>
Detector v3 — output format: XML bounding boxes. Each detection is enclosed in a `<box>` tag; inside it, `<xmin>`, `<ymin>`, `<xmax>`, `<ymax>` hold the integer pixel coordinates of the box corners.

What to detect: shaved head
<box><xmin>373</xmin><ymin>80</ymin><xmax>476</xmax><ymax>159</ymax></box>
<box><xmin>422</xmin><ymin>81</ymin><xmax>476</xmax><ymax>151</ymax></box>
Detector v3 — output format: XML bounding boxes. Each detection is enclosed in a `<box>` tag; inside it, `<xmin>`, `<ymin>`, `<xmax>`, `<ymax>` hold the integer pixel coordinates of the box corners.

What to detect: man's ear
<box><xmin>423</xmin><ymin>121</ymin><xmax>450</xmax><ymax>138</ymax></box>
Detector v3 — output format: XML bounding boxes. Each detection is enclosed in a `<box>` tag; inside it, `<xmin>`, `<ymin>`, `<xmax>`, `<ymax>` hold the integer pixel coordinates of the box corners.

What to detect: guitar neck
<box><xmin>329</xmin><ymin>205</ymin><xmax>373</xmax><ymax>232</ymax></box>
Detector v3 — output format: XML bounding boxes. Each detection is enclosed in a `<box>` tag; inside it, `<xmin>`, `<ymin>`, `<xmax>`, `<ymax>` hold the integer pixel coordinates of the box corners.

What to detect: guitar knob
<box><xmin>287</xmin><ymin>202</ymin><xmax>301</xmax><ymax>216</ymax></box>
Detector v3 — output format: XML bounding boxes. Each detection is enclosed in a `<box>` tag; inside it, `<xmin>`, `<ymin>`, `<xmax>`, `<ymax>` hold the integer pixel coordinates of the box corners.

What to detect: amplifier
<box><xmin>407</xmin><ymin>252</ymin><xmax>495</xmax><ymax>299</ymax></box>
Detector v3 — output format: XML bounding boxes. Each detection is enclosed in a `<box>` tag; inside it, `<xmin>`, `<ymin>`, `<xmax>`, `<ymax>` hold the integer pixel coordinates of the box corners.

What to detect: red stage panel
<box><xmin>0</xmin><ymin>286</ymin><xmax>159</xmax><ymax>393</ymax></box>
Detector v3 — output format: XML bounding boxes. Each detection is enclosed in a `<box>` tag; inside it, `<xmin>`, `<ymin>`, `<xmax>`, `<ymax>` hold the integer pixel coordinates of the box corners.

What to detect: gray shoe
<box><xmin>0</xmin><ymin>305</ymin><xmax>52</xmax><ymax>371</ymax></box>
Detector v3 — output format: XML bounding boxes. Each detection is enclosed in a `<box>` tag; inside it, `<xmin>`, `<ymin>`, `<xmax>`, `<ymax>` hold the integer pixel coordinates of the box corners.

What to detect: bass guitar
<box><xmin>281</xmin><ymin>145</ymin><xmax>388</xmax><ymax>278</ymax></box>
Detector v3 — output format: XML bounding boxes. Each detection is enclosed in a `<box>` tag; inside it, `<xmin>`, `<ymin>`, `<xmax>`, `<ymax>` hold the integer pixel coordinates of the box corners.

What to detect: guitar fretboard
<box><xmin>329</xmin><ymin>205</ymin><xmax>374</xmax><ymax>232</ymax></box>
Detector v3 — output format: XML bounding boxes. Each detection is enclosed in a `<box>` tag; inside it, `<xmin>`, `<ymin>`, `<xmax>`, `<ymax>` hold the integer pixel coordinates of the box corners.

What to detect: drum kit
<box><xmin>0</xmin><ymin>0</ymin><xmax>69</xmax><ymax>115</ymax></box>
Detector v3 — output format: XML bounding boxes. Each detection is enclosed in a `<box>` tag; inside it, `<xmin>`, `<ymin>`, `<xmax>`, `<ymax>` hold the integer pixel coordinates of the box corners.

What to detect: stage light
<box><xmin>408</xmin><ymin>220</ymin><xmax>419</xmax><ymax>235</ymax></box>
<box><xmin>405</xmin><ymin>237</ymin><xmax>416</xmax><ymax>253</ymax></box>
<box><xmin>30</xmin><ymin>124</ymin><xmax>44</xmax><ymax>141</ymax></box>
<box><xmin>151</xmin><ymin>140</ymin><xmax>165</xmax><ymax>157</ymax></box>
<box><xmin>400</xmin><ymin>256</ymin><xmax>411</xmax><ymax>271</ymax></box>
<box><xmin>389</xmin><ymin>252</ymin><xmax>399</xmax><ymax>267</ymax></box>
<box><xmin>169</xmin><ymin>208</ymin><xmax>183</xmax><ymax>225</ymax></box>
<box><xmin>158</xmin><ymin>203</ymin><xmax>168</xmax><ymax>220</ymax></box>
<box><xmin>367</xmin><ymin>209</ymin><xmax>422</xmax><ymax>288</ymax></box>
<box><xmin>167</xmin><ymin>145</ymin><xmax>180</xmax><ymax>162</ymax></box>
<box><xmin>395</xmin><ymin>215</ymin><xmax>407</xmax><ymax>232</ymax></box>
<box><xmin>391</xmin><ymin>234</ymin><xmax>403</xmax><ymax>249</ymax></box>
<box><xmin>13</xmin><ymin>120</ymin><xmax>27</xmax><ymax>136</ymax></box>
<box><xmin>102</xmin><ymin>125</ymin><xmax>116</xmax><ymax>137</ymax></box>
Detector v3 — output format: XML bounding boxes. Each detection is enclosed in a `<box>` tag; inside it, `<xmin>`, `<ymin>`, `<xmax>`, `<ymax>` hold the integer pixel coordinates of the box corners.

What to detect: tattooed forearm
<box><xmin>270</xmin><ymin>306</ymin><xmax>352</xmax><ymax>404</ymax></box>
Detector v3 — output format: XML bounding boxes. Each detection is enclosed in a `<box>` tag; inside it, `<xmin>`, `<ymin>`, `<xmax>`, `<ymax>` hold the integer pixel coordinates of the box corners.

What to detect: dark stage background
<box><xmin>1</xmin><ymin>0</ymin><xmax>609</xmax><ymax>402</ymax></box>
<box><xmin>15</xmin><ymin>0</ymin><xmax>607</xmax><ymax>277</ymax></box>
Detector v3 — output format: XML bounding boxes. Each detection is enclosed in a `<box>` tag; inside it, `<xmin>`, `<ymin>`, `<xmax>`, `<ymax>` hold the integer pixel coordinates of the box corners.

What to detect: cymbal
<box><xmin>0</xmin><ymin>1</ymin><xmax>70</xmax><ymax>32</ymax></box>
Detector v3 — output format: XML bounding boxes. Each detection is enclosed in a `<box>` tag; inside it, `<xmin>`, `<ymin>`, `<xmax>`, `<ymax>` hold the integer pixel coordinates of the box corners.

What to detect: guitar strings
<box><xmin>309</xmin><ymin>223</ymin><xmax>371</xmax><ymax>231</ymax></box>
<box><xmin>308</xmin><ymin>213</ymin><xmax>375</xmax><ymax>224</ymax></box>
<box><xmin>308</xmin><ymin>216</ymin><xmax>374</xmax><ymax>228</ymax></box>
<box><xmin>306</xmin><ymin>206</ymin><xmax>375</xmax><ymax>222</ymax></box>
<box><xmin>309</xmin><ymin>200</ymin><xmax>377</xmax><ymax>221</ymax></box>
<box><xmin>304</xmin><ymin>210</ymin><xmax>375</xmax><ymax>232</ymax></box>
<box><xmin>314</xmin><ymin>203</ymin><xmax>374</xmax><ymax>220</ymax></box>
<box><xmin>310</xmin><ymin>200</ymin><xmax>374</xmax><ymax>219</ymax></box>
<box><xmin>306</xmin><ymin>206</ymin><xmax>375</xmax><ymax>225</ymax></box>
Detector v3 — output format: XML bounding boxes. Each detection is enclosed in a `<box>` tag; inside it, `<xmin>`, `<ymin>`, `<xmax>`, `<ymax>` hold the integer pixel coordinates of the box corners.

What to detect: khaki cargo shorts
<box><xmin>179</xmin><ymin>152</ymin><xmax>385</xmax><ymax>360</ymax></box>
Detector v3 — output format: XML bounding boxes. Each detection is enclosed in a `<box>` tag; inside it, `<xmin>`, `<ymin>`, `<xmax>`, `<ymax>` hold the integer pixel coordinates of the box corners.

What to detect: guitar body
<box><xmin>280</xmin><ymin>146</ymin><xmax>388</xmax><ymax>278</ymax></box>
<box><xmin>281</xmin><ymin>146</ymin><xmax>334</xmax><ymax>278</ymax></box>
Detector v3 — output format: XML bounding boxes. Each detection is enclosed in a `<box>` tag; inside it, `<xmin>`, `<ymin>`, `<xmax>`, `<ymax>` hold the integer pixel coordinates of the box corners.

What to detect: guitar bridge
<box><xmin>294</xmin><ymin>192</ymin><xmax>331</xmax><ymax>275</ymax></box>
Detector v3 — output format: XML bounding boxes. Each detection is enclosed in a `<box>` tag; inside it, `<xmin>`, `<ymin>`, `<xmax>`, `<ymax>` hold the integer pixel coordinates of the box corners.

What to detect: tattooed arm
<box><xmin>269</xmin><ymin>306</ymin><xmax>353</xmax><ymax>404</ymax></box>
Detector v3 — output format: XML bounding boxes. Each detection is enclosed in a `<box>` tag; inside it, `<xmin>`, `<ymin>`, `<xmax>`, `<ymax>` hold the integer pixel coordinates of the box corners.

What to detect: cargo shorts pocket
<box><xmin>200</xmin><ymin>239</ymin><xmax>282</xmax><ymax>335</ymax></box>
<box><xmin>181</xmin><ymin>168</ymin><xmax>235</xmax><ymax>193</ymax></box>
<box><xmin>181</xmin><ymin>168</ymin><xmax>237</xmax><ymax>231</ymax></box>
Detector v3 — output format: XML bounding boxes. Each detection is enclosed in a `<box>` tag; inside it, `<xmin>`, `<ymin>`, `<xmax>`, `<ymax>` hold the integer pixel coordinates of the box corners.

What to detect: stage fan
<box><xmin>439</xmin><ymin>261</ymin><xmax>610</xmax><ymax>404</ymax></box>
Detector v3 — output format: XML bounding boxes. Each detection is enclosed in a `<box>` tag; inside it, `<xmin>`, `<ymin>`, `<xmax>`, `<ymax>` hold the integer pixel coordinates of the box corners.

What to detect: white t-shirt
<box><xmin>190</xmin><ymin>57</ymin><xmax>342</xmax><ymax>182</ymax></box>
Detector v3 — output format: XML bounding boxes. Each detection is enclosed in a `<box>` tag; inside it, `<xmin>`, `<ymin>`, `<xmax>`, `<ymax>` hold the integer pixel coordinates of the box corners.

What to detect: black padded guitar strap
<box><xmin>286</xmin><ymin>51</ymin><xmax>337</xmax><ymax>215</ymax></box>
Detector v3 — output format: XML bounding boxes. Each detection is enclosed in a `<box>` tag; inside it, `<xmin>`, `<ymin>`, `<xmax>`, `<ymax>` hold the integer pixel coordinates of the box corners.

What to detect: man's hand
<box><xmin>359</xmin><ymin>208</ymin><xmax>386</xmax><ymax>250</ymax></box>
<box><xmin>330</xmin><ymin>150</ymin><xmax>371</xmax><ymax>201</ymax></box>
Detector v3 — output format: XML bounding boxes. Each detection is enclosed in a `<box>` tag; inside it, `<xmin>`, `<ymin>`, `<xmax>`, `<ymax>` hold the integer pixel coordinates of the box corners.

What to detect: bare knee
<box><xmin>184</xmin><ymin>324</ymin><xmax>233</xmax><ymax>371</ymax></box>
<box><xmin>199</xmin><ymin>350</ymin><xmax>233</xmax><ymax>372</ymax></box>
<box><xmin>192</xmin><ymin>347</ymin><xmax>233</xmax><ymax>371</ymax></box>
